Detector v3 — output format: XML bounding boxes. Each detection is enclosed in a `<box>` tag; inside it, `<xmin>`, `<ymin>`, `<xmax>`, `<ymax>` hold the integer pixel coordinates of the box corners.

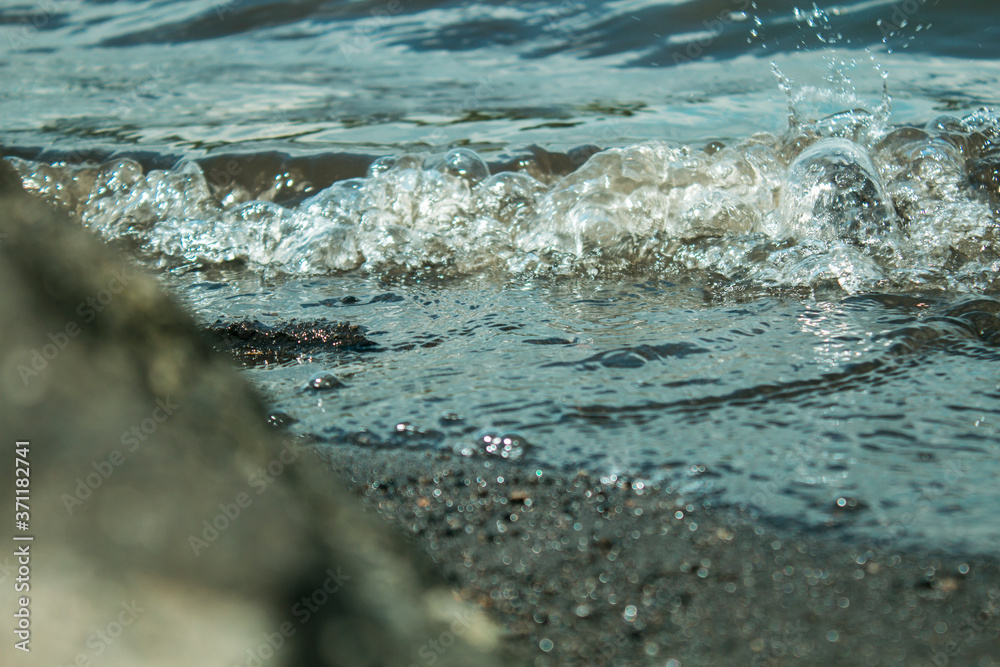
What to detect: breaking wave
<box><xmin>8</xmin><ymin>105</ymin><xmax>1000</xmax><ymax>294</ymax></box>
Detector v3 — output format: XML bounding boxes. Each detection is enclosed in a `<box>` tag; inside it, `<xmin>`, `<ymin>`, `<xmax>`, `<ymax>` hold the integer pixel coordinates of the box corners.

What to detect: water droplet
<box><xmin>304</xmin><ymin>374</ymin><xmax>343</xmax><ymax>391</ymax></box>
<box><xmin>439</xmin><ymin>148</ymin><xmax>489</xmax><ymax>184</ymax></box>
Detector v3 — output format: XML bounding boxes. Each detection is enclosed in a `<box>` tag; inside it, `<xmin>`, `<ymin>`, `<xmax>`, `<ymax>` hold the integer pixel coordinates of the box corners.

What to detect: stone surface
<box><xmin>0</xmin><ymin>159</ymin><xmax>512</xmax><ymax>667</ymax></box>
<box><xmin>323</xmin><ymin>445</ymin><xmax>1000</xmax><ymax>666</ymax></box>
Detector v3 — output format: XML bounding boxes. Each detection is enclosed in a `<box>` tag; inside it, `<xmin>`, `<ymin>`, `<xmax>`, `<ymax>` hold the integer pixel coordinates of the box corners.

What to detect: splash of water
<box><xmin>7</xmin><ymin>100</ymin><xmax>1000</xmax><ymax>294</ymax></box>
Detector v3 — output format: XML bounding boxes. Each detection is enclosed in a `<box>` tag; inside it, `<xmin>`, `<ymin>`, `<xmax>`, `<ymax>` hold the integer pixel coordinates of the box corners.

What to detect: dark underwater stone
<box><xmin>206</xmin><ymin>317</ymin><xmax>377</xmax><ymax>366</ymax></box>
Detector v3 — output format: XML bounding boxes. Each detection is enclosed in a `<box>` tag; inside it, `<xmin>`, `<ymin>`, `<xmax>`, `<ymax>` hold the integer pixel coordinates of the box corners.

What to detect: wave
<box><xmin>7</xmin><ymin>104</ymin><xmax>1000</xmax><ymax>293</ymax></box>
<box><xmin>49</xmin><ymin>0</ymin><xmax>1000</xmax><ymax>63</ymax></box>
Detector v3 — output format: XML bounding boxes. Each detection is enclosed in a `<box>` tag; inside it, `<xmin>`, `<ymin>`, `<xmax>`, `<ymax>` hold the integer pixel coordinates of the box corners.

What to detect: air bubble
<box><xmin>304</xmin><ymin>374</ymin><xmax>343</xmax><ymax>391</ymax></box>
<box><xmin>439</xmin><ymin>148</ymin><xmax>490</xmax><ymax>185</ymax></box>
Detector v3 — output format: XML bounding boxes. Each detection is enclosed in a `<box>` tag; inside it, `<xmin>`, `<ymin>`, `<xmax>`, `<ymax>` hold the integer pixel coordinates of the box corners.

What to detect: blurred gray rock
<box><xmin>0</xmin><ymin>159</ymin><xmax>512</xmax><ymax>667</ymax></box>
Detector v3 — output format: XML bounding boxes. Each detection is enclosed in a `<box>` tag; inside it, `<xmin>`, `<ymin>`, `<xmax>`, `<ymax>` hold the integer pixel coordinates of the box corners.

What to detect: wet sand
<box><xmin>317</xmin><ymin>444</ymin><xmax>1000</xmax><ymax>666</ymax></box>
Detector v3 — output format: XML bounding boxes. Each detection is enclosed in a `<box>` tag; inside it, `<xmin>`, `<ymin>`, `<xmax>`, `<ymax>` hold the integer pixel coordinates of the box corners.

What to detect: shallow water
<box><xmin>4</xmin><ymin>0</ymin><xmax>1000</xmax><ymax>553</ymax></box>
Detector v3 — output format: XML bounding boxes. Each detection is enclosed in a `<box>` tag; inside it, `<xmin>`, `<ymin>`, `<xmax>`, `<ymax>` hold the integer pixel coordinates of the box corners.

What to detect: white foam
<box><xmin>7</xmin><ymin>108</ymin><xmax>999</xmax><ymax>292</ymax></box>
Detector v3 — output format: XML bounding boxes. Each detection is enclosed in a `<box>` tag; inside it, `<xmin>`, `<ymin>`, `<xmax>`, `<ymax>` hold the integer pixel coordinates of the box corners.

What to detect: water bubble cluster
<box><xmin>7</xmin><ymin>105</ymin><xmax>1000</xmax><ymax>293</ymax></box>
<box><xmin>461</xmin><ymin>431</ymin><xmax>530</xmax><ymax>460</ymax></box>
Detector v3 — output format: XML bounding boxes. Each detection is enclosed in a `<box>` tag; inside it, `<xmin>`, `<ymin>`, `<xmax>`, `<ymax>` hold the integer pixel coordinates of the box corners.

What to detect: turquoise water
<box><xmin>3</xmin><ymin>0</ymin><xmax>1000</xmax><ymax>553</ymax></box>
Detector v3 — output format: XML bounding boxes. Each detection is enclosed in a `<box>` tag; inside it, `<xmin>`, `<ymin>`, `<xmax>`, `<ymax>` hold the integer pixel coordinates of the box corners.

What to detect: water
<box><xmin>4</xmin><ymin>0</ymin><xmax>1000</xmax><ymax>553</ymax></box>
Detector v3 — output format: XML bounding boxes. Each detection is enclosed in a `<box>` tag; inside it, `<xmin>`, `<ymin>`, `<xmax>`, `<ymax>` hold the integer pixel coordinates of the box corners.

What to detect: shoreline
<box><xmin>318</xmin><ymin>444</ymin><xmax>1000</xmax><ymax>666</ymax></box>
